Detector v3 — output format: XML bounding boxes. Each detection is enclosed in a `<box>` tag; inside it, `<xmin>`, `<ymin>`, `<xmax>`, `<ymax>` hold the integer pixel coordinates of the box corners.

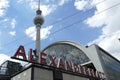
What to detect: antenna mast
<box><xmin>38</xmin><ymin>0</ymin><xmax>40</xmax><ymax>10</ymax></box>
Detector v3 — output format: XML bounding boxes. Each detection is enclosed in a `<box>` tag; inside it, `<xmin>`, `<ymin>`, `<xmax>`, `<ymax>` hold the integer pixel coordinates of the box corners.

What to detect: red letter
<box><xmin>100</xmin><ymin>73</ymin><xmax>106</xmax><ymax>79</ymax></box>
<box><xmin>28</xmin><ymin>49</ymin><xmax>37</xmax><ymax>62</ymax></box>
<box><xmin>82</xmin><ymin>66</ymin><xmax>87</xmax><ymax>75</ymax></box>
<box><xmin>97</xmin><ymin>72</ymin><xmax>103</xmax><ymax>79</ymax></box>
<box><xmin>40</xmin><ymin>52</ymin><xmax>47</xmax><ymax>64</ymax></box>
<box><xmin>95</xmin><ymin>71</ymin><xmax>100</xmax><ymax>78</ymax></box>
<box><xmin>87</xmin><ymin>68</ymin><xmax>92</xmax><ymax>76</ymax></box>
<box><xmin>78</xmin><ymin>65</ymin><xmax>82</xmax><ymax>73</ymax></box>
<box><xmin>74</xmin><ymin>63</ymin><xmax>79</xmax><ymax>73</ymax></box>
<box><xmin>66</xmin><ymin>61</ymin><xmax>73</xmax><ymax>71</ymax></box>
<box><xmin>57</xmin><ymin>58</ymin><xmax>65</xmax><ymax>69</ymax></box>
<box><xmin>13</xmin><ymin>45</ymin><xmax>27</xmax><ymax>60</ymax></box>
<box><xmin>91</xmin><ymin>69</ymin><xmax>95</xmax><ymax>77</ymax></box>
<box><xmin>49</xmin><ymin>55</ymin><xmax>56</xmax><ymax>67</ymax></box>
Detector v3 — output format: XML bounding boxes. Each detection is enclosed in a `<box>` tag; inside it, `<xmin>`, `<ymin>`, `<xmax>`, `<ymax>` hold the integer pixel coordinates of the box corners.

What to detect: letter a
<box><xmin>13</xmin><ymin>45</ymin><xmax>27</xmax><ymax>60</ymax></box>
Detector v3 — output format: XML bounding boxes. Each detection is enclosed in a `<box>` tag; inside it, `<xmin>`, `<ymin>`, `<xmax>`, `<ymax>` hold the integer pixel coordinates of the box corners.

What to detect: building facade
<box><xmin>1</xmin><ymin>40</ymin><xmax>120</xmax><ymax>80</ymax></box>
<box><xmin>11</xmin><ymin>64</ymin><xmax>101</xmax><ymax>80</ymax></box>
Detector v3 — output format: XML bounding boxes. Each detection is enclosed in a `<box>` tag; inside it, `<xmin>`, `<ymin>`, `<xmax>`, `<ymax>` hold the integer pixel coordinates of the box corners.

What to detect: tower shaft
<box><xmin>36</xmin><ymin>24</ymin><xmax>41</xmax><ymax>60</ymax></box>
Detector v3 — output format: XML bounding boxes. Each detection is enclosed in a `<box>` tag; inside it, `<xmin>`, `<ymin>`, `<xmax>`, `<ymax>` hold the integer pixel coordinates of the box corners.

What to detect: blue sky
<box><xmin>0</xmin><ymin>0</ymin><xmax>120</xmax><ymax>64</ymax></box>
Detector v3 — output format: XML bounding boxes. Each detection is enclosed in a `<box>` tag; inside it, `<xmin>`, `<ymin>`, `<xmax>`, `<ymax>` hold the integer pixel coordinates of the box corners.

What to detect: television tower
<box><xmin>33</xmin><ymin>0</ymin><xmax>44</xmax><ymax>62</ymax></box>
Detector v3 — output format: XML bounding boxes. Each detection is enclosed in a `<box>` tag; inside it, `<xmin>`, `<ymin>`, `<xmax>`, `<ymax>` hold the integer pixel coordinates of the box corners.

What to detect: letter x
<box><xmin>49</xmin><ymin>55</ymin><xmax>56</xmax><ymax>67</ymax></box>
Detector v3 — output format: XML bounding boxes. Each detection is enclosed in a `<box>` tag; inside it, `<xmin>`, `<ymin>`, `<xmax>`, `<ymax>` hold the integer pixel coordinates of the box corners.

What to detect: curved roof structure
<box><xmin>42</xmin><ymin>41</ymin><xmax>91</xmax><ymax>64</ymax></box>
<box><xmin>42</xmin><ymin>40</ymin><xmax>105</xmax><ymax>72</ymax></box>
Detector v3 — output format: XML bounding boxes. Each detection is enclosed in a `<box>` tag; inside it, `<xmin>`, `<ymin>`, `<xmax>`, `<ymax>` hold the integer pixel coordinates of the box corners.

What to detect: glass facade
<box><xmin>99</xmin><ymin>50</ymin><xmax>120</xmax><ymax>80</ymax></box>
<box><xmin>0</xmin><ymin>61</ymin><xmax>8</xmax><ymax>74</ymax></box>
<box><xmin>11</xmin><ymin>68</ymin><xmax>32</xmax><ymax>80</ymax></box>
<box><xmin>43</xmin><ymin>43</ymin><xmax>90</xmax><ymax>65</ymax></box>
<box><xmin>0</xmin><ymin>61</ymin><xmax>22</xmax><ymax>75</ymax></box>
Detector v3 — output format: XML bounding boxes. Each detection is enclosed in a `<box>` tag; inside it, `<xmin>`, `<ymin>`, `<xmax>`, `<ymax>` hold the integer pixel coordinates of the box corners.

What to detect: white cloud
<box><xmin>11</xmin><ymin>18</ymin><xmax>16</xmax><ymax>29</ymax></box>
<box><xmin>88</xmin><ymin>31</ymin><xmax>120</xmax><ymax>61</ymax></box>
<box><xmin>17</xmin><ymin>0</ymin><xmax>23</xmax><ymax>3</ymax></box>
<box><xmin>17</xmin><ymin>0</ymin><xmax>69</xmax><ymax>16</ymax></box>
<box><xmin>82</xmin><ymin>0</ymin><xmax>120</xmax><ymax>61</ymax></box>
<box><xmin>0</xmin><ymin>18</ymin><xmax>8</xmax><ymax>24</ymax></box>
<box><xmin>29</xmin><ymin>0</ymin><xmax>37</xmax><ymax>10</ymax></box>
<box><xmin>74</xmin><ymin>0</ymin><xmax>89</xmax><ymax>10</ymax></box>
<box><xmin>74</xmin><ymin>0</ymin><xmax>112</xmax><ymax>11</ymax></box>
<box><xmin>0</xmin><ymin>54</ymin><xmax>27</xmax><ymax>65</ymax></box>
<box><xmin>25</xmin><ymin>25</ymin><xmax>53</xmax><ymax>40</ymax></box>
<box><xmin>29</xmin><ymin>0</ymin><xmax>68</xmax><ymax>16</ymax></box>
<box><xmin>1</xmin><ymin>18</ymin><xmax>17</xmax><ymax>29</ymax></box>
<box><xmin>0</xmin><ymin>54</ymin><xmax>19</xmax><ymax>65</ymax></box>
<box><xmin>29</xmin><ymin>0</ymin><xmax>56</xmax><ymax>16</ymax></box>
<box><xmin>41</xmin><ymin>26</ymin><xmax>53</xmax><ymax>39</ymax></box>
<box><xmin>3</xmin><ymin>18</ymin><xmax>8</xmax><ymax>22</ymax></box>
<box><xmin>9</xmin><ymin>31</ymin><xmax>16</xmax><ymax>36</ymax></box>
<box><xmin>25</xmin><ymin>26</ymin><xmax>36</xmax><ymax>40</ymax></box>
<box><xmin>59</xmin><ymin>0</ymin><xmax>68</xmax><ymax>6</ymax></box>
<box><xmin>41</xmin><ymin>5</ymin><xmax>57</xmax><ymax>16</ymax></box>
<box><xmin>74</xmin><ymin>0</ymin><xmax>120</xmax><ymax>33</ymax></box>
<box><xmin>0</xmin><ymin>54</ymin><xmax>10</xmax><ymax>65</ymax></box>
<box><xmin>0</xmin><ymin>0</ymin><xmax>9</xmax><ymax>16</ymax></box>
<box><xmin>89</xmin><ymin>31</ymin><xmax>120</xmax><ymax>52</ymax></box>
<box><xmin>85</xmin><ymin>0</ymin><xmax>120</xmax><ymax>34</ymax></box>
<box><xmin>85</xmin><ymin>11</ymin><xmax>106</xmax><ymax>27</ymax></box>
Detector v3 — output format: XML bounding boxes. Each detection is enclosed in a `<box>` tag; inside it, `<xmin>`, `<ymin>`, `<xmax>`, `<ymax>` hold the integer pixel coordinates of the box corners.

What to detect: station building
<box><xmin>0</xmin><ymin>40</ymin><xmax>120</xmax><ymax>80</ymax></box>
<box><xmin>42</xmin><ymin>41</ymin><xmax>120</xmax><ymax>80</ymax></box>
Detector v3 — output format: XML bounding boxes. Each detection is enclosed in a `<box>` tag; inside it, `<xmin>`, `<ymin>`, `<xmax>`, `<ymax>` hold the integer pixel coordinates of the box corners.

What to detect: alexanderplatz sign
<box><xmin>11</xmin><ymin>45</ymin><xmax>106</xmax><ymax>80</ymax></box>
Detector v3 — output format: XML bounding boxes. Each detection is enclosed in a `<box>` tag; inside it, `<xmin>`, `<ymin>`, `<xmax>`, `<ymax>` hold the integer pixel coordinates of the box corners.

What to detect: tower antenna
<box><xmin>36</xmin><ymin>0</ymin><xmax>41</xmax><ymax>15</ymax></box>
<box><xmin>38</xmin><ymin>0</ymin><xmax>40</xmax><ymax>10</ymax></box>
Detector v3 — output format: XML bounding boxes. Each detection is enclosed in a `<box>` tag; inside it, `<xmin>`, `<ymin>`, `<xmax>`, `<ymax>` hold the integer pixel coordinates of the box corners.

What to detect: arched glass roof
<box><xmin>42</xmin><ymin>41</ymin><xmax>90</xmax><ymax>64</ymax></box>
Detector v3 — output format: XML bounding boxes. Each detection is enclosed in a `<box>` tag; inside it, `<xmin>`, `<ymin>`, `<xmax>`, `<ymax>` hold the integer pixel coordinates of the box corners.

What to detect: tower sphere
<box><xmin>33</xmin><ymin>14</ymin><xmax>44</xmax><ymax>25</ymax></box>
